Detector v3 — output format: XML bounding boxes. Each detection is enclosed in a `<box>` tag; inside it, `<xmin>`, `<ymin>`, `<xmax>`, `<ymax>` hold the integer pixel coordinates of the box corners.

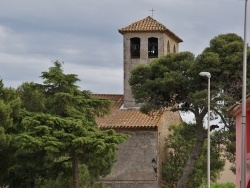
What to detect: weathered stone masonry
<box><xmin>102</xmin><ymin>130</ymin><xmax>158</xmax><ymax>188</ymax></box>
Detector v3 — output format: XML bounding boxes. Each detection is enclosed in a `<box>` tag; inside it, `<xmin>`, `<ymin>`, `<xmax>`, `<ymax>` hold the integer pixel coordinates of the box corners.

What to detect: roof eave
<box><xmin>118</xmin><ymin>30</ymin><xmax>183</xmax><ymax>43</ymax></box>
<box><xmin>100</xmin><ymin>125</ymin><xmax>158</xmax><ymax>130</ymax></box>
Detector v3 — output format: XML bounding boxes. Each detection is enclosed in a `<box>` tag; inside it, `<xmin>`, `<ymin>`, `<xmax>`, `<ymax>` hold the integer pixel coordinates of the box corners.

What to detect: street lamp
<box><xmin>241</xmin><ymin>0</ymin><xmax>248</xmax><ymax>187</ymax></box>
<box><xmin>151</xmin><ymin>158</ymin><xmax>157</xmax><ymax>176</ymax></box>
<box><xmin>199</xmin><ymin>71</ymin><xmax>211</xmax><ymax>188</ymax></box>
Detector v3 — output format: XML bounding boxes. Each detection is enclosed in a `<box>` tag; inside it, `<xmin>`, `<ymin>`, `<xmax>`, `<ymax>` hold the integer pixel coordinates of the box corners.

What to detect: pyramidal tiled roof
<box><xmin>92</xmin><ymin>94</ymin><xmax>163</xmax><ymax>129</ymax></box>
<box><xmin>119</xmin><ymin>16</ymin><xmax>183</xmax><ymax>43</ymax></box>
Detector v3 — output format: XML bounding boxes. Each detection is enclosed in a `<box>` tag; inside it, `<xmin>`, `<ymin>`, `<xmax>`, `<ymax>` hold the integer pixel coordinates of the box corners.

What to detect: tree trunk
<box><xmin>176</xmin><ymin>127</ymin><xmax>206</xmax><ymax>188</ymax></box>
<box><xmin>72</xmin><ymin>151</ymin><xmax>80</xmax><ymax>188</ymax></box>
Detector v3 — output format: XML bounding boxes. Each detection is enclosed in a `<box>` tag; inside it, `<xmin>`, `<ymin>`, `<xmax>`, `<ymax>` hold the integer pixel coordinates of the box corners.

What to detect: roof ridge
<box><xmin>118</xmin><ymin>16</ymin><xmax>183</xmax><ymax>43</ymax></box>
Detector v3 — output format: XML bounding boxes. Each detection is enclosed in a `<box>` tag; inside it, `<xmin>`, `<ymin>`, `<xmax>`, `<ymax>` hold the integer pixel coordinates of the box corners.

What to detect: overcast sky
<box><xmin>0</xmin><ymin>0</ymin><xmax>246</xmax><ymax>94</ymax></box>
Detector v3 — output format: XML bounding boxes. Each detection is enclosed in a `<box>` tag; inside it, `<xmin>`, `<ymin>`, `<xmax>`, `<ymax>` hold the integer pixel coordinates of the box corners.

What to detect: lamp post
<box><xmin>151</xmin><ymin>158</ymin><xmax>157</xmax><ymax>176</ymax></box>
<box><xmin>199</xmin><ymin>71</ymin><xmax>211</xmax><ymax>188</ymax></box>
<box><xmin>241</xmin><ymin>0</ymin><xmax>248</xmax><ymax>187</ymax></box>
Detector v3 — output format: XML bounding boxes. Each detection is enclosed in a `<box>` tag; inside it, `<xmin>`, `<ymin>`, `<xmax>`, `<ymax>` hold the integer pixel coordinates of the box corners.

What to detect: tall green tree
<box><xmin>163</xmin><ymin>123</ymin><xmax>224</xmax><ymax>188</ymax></box>
<box><xmin>129</xmin><ymin>33</ymin><xmax>249</xmax><ymax>187</ymax></box>
<box><xmin>12</xmin><ymin>61</ymin><xmax>127</xmax><ymax>188</ymax></box>
<box><xmin>0</xmin><ymin>80</ymin><xmax>21</xmax><ymax>187</ymax></box>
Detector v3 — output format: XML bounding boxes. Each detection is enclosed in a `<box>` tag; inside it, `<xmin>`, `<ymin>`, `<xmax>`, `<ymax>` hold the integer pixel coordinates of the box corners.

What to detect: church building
<box><xmin>94</xmin><ymin>16</ymin><xmax>183</xmax><ymax>188</ymax></box>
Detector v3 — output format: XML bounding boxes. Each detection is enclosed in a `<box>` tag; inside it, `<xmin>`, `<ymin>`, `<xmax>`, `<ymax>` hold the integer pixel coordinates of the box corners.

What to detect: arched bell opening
<box><xmin>130</xmin><ymin>37</ymin><xmax>140</xmax><ymax>59</ymax></box>
<box><xmin>148</xmin><ymin>37</ymin><xmax>158</xmax><ymax>58</ymax></box>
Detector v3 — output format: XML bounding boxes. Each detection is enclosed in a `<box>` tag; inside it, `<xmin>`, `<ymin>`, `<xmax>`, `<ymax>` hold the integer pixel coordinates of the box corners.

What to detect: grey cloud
<box><xmin>0</xmin><ymin>0</ymin><xmax>247</xmax><ymax>94</ymax></box>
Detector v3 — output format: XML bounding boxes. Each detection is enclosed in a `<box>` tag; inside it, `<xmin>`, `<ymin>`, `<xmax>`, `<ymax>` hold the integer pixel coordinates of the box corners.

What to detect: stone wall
<box><xmin>102</xmin><ymin>130</ymin><xmax>158</xmax><ymax>188</ymax></box>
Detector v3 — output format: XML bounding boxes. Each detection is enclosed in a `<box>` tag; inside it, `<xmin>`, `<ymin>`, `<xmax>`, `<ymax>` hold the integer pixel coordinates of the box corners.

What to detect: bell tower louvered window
<box><xmin>148</xmin><ymin>37</ymin><xmax>158</xmax><ymax>58</ymax></box>
<box><xmin>130</xmin><ymin>37</ymin><xmax>140</xmax><ymax>58</ymax></box>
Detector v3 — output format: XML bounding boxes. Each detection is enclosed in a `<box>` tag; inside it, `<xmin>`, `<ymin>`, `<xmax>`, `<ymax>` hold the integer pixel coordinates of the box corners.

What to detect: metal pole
<box><xmin>199</xmin><ymin>71</ymin><xmax>211</xmax><ymax>188</ymax></box>
<box><xmin>241</xmin><ymin>0</ymin><xmax>248</xmax><ymax>187</ymax></box>
<box><xmin>208</xmin><ymin>76</ymin><xmax>211</xmax><ymax>188</ymax></box>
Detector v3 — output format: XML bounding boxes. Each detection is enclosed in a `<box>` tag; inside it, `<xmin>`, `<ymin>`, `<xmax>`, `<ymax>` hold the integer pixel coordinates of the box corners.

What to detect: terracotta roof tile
<box><xmin>92</xmin><ymin>94</ymin><xmax>163</xmax><ymax>129</ymax></box>
<box><xmin>119</xmin><ymin>16</ymin><xmax>183</xmax><ymax>43</ymax></box>
<box><xmin>92</xmin><ymin>94</ymin><xmax>123</xmax><ymax>109</ymax></box>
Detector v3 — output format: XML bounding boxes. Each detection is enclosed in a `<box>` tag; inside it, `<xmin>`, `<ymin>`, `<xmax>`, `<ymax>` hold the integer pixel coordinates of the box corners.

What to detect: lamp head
<box><xmin>199</xmin><ymin>72</ymin><xmax>211</xmax><ymax>78</ymax></box>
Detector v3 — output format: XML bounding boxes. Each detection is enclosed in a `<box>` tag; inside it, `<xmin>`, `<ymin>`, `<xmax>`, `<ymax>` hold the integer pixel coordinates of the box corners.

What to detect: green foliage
<box><xmin>0</xmin><ymin>61</ymin><xmax>128</xmax><ymax>187</ymax></box>
<box><xmin>130</xmin><ymin>33</ymin><xmax>250</xmax><ymax>114</ymax></box>
<box><xmin>129</xmin><ymin>51</ymin><xmax>195</xmax><ymax>111</ymax></box>
<box><xmin>163</xmin><ymin>123</ymin><xmax>225</xmax><ymax>188</ymax></box>
<box><xmin>41</xmin><ymin>164</ymin><xmax>96</xmax><ymax>188</ymax></box>
<box><xmin>199</xmin><ymin>182</ymin><xmax>235</xmax><ymax>188</ymax></box>
<box><xmin>222</xmin><ymin>124</ymin><xmax>236</xmax><ymax>174</ymax></box>
<box><xmin>130</xmin><ymin>33</ymin><xmax>248</xmax><ymax>186</ymax></box>
<box><xmin>0</xmin><ymin>80</ymin><xmax>22</xmax><ymax>187</ymax></box>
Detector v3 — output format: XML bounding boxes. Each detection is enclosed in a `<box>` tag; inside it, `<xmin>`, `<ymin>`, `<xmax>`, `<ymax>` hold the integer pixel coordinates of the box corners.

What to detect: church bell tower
<box><xmin>119</xmin><ymin>16</ymin><xmax>183</xmax><ymax>108</ymax></box>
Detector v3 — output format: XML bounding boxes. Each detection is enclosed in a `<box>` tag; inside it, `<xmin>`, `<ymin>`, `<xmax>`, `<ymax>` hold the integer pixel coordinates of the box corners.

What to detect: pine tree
<box><xmin>12</xmin><ymin>61</ymin><xmax>127</xmax><ymax>188</ymax></box>
<box><xmin>129</xmin><ymin>33</ymin><xmax>248</xmax><ymax>187</ymax></box>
